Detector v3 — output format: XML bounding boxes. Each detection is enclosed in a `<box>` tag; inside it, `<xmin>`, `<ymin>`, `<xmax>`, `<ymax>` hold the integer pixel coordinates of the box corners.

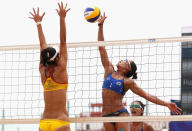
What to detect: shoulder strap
<box><xmin>44</xmin><ymin>68</ymin><xmax>54</xmax><ymax>78</ymax></box>
<box><xmin>44</xmin><ymin>69</ymin><xmax>47</xmax><ymax>78</ymax></box>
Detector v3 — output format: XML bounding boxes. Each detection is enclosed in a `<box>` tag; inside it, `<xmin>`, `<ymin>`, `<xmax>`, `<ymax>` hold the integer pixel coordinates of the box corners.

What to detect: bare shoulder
<box><xmin>144</xmin><ymin>122</ymin><xmax>154</xmax><ymax>131</ymax></box>
<box><xmin>55</xmin><ymin>62</ymin><xmax>68</xmax><ymax>76</ymax></box>
<box><xmin>104</xmin><ymin>66</ymin><xmax>114</xmax><ymax>78</ymax></box>
<box><xmin>124</xmin><ymin>77</ymin><xmax>134</xmax><ymax>84</ymax></box>
<box><xmin>39</xmin><ymin>64</ymin><xmax>44</xmax><ymax>74</ymax></box>
<box><xmin>58</xmin><ymin>57</ymin><xmax>67</xmax><ymax>70</ymax></box>
<box><xmin>124</xmin><ymin>77</ymin><xmax>135</xmax><ymax>88</ymax></box>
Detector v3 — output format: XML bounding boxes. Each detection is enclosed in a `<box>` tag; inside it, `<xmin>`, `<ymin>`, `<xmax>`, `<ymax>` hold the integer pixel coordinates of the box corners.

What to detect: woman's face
<box><xmin>130</xmin><ymin>101</ymin><xmax>143</xmax><ymax>116</ymax></box>
<box><xmin>116</xmin><ymin>59</ymin><xmax>131</xmax><ymax>72</ymax></box>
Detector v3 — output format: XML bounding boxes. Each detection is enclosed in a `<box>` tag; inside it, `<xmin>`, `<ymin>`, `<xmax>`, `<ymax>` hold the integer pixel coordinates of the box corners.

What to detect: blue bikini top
<box><xmin>102</xmin><ymin>72</ymin><xmax>125</xmax><ymax>95</ymax></box>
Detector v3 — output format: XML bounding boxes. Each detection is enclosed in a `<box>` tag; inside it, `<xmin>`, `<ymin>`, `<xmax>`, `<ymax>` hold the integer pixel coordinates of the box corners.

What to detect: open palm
<box><xmin>56</xmin><ymin>2</ymin><xmax>70</xmax><ymax>18</ymax></box>
<box><xmin>98</xmin><ymin>12</ymin><xmax>107</xmax><ymax>25</ymax></box>
<box><xmin>167</xmin><ymin>102</ymin><xmax>182</xmax><ymax>115</ymax></box>
<box><xmin>29</xmin><ymin>8</ymin><xmax>45</xmax><ymax>23</ymax></box>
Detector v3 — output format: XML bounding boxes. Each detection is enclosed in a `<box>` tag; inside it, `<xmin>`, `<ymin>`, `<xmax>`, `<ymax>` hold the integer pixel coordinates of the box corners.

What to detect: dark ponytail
<box><xmin>126</xmin><ymin>61</ymin><xmax>137</xmax><ymax>79</ymax></box>
<box><xmin>132</xmin><ymin>72</ymin><xmax>137</xmax><ymax>79</ymax></box>
<box><xmin>40</xmin><ymin>47</ymin><xmax>59</xmax><ymax>66</ymax></box>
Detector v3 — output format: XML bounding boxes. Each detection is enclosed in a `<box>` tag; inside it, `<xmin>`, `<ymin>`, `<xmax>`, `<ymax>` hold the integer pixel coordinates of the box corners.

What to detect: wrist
<box><xmin>36</xmin><ymin>22</ymin><xmax>41</xmax><ymax>26</ymax></box>
<box><xmin>98</xmin><ymin>23</ymin><xmax>103</xmax><ymax>26</ymax></box>
<box><xmin>60</xmin><ymin>17</ymin><xmax>65</xmax><ymax>20</ymax></box>
<box><xmin>60</xmin><ymin>15</ymin><xmax>66</xmax><ymax>19</ymax></box>
<box><xmin>164</xmin><ymin>102</ymin><xmax>169</xmax><ymax>106</ymax></box>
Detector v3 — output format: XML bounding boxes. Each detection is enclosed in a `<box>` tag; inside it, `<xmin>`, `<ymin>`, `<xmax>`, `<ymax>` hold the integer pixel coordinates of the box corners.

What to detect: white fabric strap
<box><xmin>127</xmin><ymin>59</ymin><xmax>131</xmax><ymax>66</ymax></box>
<box><xmin>36</xmin><ymin>22</ymin><xmax>41</xmax><ymax>25</ymax></box>
<box><xmin>49</xmin><ymin>52</ymin><xmax>58</xmax><ymax>61</ymax></box>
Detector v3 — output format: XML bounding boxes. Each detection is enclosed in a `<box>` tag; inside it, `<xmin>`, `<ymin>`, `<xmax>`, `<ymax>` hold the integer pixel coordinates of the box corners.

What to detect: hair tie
<box><xmin>49</xmin><ymin>52</ymin><xmax>58</xmax><ymax>61</ymax></box>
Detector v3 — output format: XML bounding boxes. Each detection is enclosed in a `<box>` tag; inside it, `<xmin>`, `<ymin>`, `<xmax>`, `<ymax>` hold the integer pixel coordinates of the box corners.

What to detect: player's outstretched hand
<box><xmin>29</xmin><ymin>8</ymin><xmax>45</xmax><ymax>23</ymax></box>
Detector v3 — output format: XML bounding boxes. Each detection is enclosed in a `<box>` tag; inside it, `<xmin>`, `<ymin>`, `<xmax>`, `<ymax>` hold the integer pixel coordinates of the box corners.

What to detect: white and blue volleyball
<box><xmin>84</xmin><ymin>6</ymin><xmax>101</xmax><ymax>23</ymax></box>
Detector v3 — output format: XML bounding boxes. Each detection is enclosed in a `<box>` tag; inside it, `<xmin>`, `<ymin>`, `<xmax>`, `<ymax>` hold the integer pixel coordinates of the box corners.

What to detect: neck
<box><xmin>116</xmin><ymin>70</ymin><xmax>125</xmax><ymax>76</ymax></box>
<box><xmin>46</xmin><ymin>65</ymin><xmax>55</xmax><ymax>70</ymax></box>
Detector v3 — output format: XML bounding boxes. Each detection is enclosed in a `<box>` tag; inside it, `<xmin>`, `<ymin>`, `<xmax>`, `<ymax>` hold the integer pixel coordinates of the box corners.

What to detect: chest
<box><xmin>105</xmin><ymin>75</ymin><xmax>123</xmax><ymax>87</ymax></box>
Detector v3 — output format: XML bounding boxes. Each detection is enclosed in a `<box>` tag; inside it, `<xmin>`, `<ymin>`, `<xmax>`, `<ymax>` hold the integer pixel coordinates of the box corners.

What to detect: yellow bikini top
<box><xmin>43</xmin><ymin>77</ymin><xmax>68</xmax><ymax>92</ymax></box>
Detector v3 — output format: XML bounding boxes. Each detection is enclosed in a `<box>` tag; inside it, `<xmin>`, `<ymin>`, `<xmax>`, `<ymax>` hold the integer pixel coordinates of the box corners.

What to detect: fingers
<box><xmin>56</xmin><ymin>9</ymin><xmax>59</xmax><ymax>14</ymax></box>
<box><xmin>177</xmin><ymin>107</ymin><xmax>182</xmax><ymax>112</ymax></box>
<box><xmin>61</xmin><ymin>2</ymin><xmax>64</xmax><ymax>9</ymax></box>
<box><xmin>175</xmin><ymin>109</ymin><xmax>181</xmax><ymax>115</ymax></box>
<box><xmin>172</xmin><ymin>108</ymin><xmax>182</xmax><ymax>115</ymax></box>
<box><xmin>171</xmin><ymin>109</ymin><xmax>178</xmax><ymax>115</ymax></box>
<box><xmin>28</xmin><ymin>17</ymin><xmax>34</xmax><ymax>20</ymax></box>
<box><xmin>176</xmin><ymin>110</ymin><xmax>182</xmax><ymax>115</ymax></box>
<box><xmin>172</xmin><ymin>105</ymin><xmax>182</xmax><ymax>115</ymax></box>
<box><xmin>64</xmin><ymin>3</ymin><xmax>67</xmax><ymax>10</ymax></box>
<box><xmin>41</xmin><ymin>12</ymin><xmax>45</xmax><ymax>19</ymax></box>
<box><xmin>58</xmin><ymin>2</ymin><xmax>61</xmax><ymax>10</ymax></box>
<box><xmin>33</xmin><ymin>8</ymin><xmax>37</xmax><ymax>15</ymax></box>
<box><xmin>56</xmin><ymin>2</ymin><xmax>70</xmax><ymax>16</ymax></box>
<box><xmin>173</xmin><ymin>111</ymin><xmax>178</xmax><ymax>115</ymax></box>
<box><xmin>98</xmin><ymin>12</ymin><xmax>106</xmax><ymax>24</ymax></box>
<box><xmin>66</xmin><ymin>8</ymin><xmax>70</xmax><ymax>13</ymax></box>
<box><xmin>37</xmin><ymin>8</ymin><xmax>39</xmax><ymax>15</ymax></box>
<box><xmin>29</xmin><ymin>12</ymin><xmax>34</xmax><ymax>17</ymax></box>
<box><xmin>103</xmin><ymin>12</ymin><xmax>107</xmax><ymax>19</ymax></box>
<box><xmin>176</xmin><ymin>107</ymin><xmax>182</xmax><ymax>115</ymax></box>
<box><xmin>99</xmin><ymin>12</ymin><xmax>107</xmax><ymax>21</ymax></box>
<box><xmin>29</xmin><ymin>8</ymin><xmax>45</xmax><ymax>22</ymax></box>
<box><xmin>100</xmin><ymin>15</ymin><xmax>103</xmax><ymax>19</ymax></box>
<box><xmin>173</xmin><ymin>110</ymin><xmax>178</xmax><ymax>115</ymax></box>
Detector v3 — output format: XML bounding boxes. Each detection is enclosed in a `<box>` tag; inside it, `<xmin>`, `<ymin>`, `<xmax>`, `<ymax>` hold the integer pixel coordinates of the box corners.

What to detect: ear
<box><xmin>140</xmin><ymin>108</ymin><xmax>144</xmax><ymax>115</ymax></box>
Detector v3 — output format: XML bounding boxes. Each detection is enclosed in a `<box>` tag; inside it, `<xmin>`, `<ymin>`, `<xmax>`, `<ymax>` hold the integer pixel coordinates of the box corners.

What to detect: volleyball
<box><xmin>84</xmin><ymin>6</ymin><xmax>101</xmax><ymax>23</ymax></box>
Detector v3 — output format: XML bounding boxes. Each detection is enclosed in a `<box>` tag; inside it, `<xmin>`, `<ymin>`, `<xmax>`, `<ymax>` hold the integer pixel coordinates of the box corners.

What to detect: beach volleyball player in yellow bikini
<box><xmin>29</xmin><ymin>2</ymin><xmax>70</xmax><ymax>131</ymax></box>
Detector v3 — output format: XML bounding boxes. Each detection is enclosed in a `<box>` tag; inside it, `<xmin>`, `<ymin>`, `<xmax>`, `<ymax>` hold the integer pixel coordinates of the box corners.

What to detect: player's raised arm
<box><xmin>97</xmin><ymin>13</ymin><xmax>113</xmax><ymax>76</ymax></box>
<box><xmin>56</xmin><ymin>2</ymin><xmax>70</xmax><ymax>68</ymax></box>
<box><xmin>29</xmin><ymin>8</ymin><xmax>47</xmax><ymax>51</ymax></box>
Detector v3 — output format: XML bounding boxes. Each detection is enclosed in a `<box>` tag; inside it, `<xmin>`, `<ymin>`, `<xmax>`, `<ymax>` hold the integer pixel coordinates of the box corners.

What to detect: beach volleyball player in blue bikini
<box><xmin>97</xmin><ymin>13</ymin><xmax>182</xmax><ymax>131</ymax></box>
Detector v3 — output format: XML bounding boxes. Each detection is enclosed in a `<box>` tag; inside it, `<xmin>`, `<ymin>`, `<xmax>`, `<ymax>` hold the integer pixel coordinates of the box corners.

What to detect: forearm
<box><xmin>99</xmin><ymin>46</ymin><xmax>111</xmax><ymax>68</ymax></box>
<box><xmin>37</xmin><ymin>24</ymin><xmax>47</xmax><ymax>49</ymax></box>
<box><xmin>59</xmin><ymin>17</ymin><xmax>67</xmax><ymax>63</ymax></box>
<box><xmin>60</xmin><ymin>17</ymin><xmax>66</xmax><ymax>44</ymax></box>
<box><xmin>98</xmin><ymin>24</ymin><xmax>104</xmax><ymax>41</ymax></box>
<box><xmin>98</xmin><ymin>25</ymin><xmax>110</xmax><ymax>67</ymax></box>
<box><xmin>99</xmin><ymin>46</ymin><xmax>108</xmax><ymax>58</ymax></box>
<box><xmin>145</xmin><ymin>94</ymin><xmax>168</xmax><ymax>106</ymax></box>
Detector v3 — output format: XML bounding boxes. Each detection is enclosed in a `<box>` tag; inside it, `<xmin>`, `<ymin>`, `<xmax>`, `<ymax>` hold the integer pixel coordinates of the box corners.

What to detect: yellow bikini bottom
<box><xmin>40</xmin><ymin>119</ymin><xmax>70</xmax><ymax>131</ymax></box>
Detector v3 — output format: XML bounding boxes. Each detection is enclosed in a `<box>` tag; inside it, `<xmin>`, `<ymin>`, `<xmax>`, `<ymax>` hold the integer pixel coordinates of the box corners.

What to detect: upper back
<box><xmin>39</xmin><ymin>63</ymin><xmax>68</xmax><ymax>85</ymax></box>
